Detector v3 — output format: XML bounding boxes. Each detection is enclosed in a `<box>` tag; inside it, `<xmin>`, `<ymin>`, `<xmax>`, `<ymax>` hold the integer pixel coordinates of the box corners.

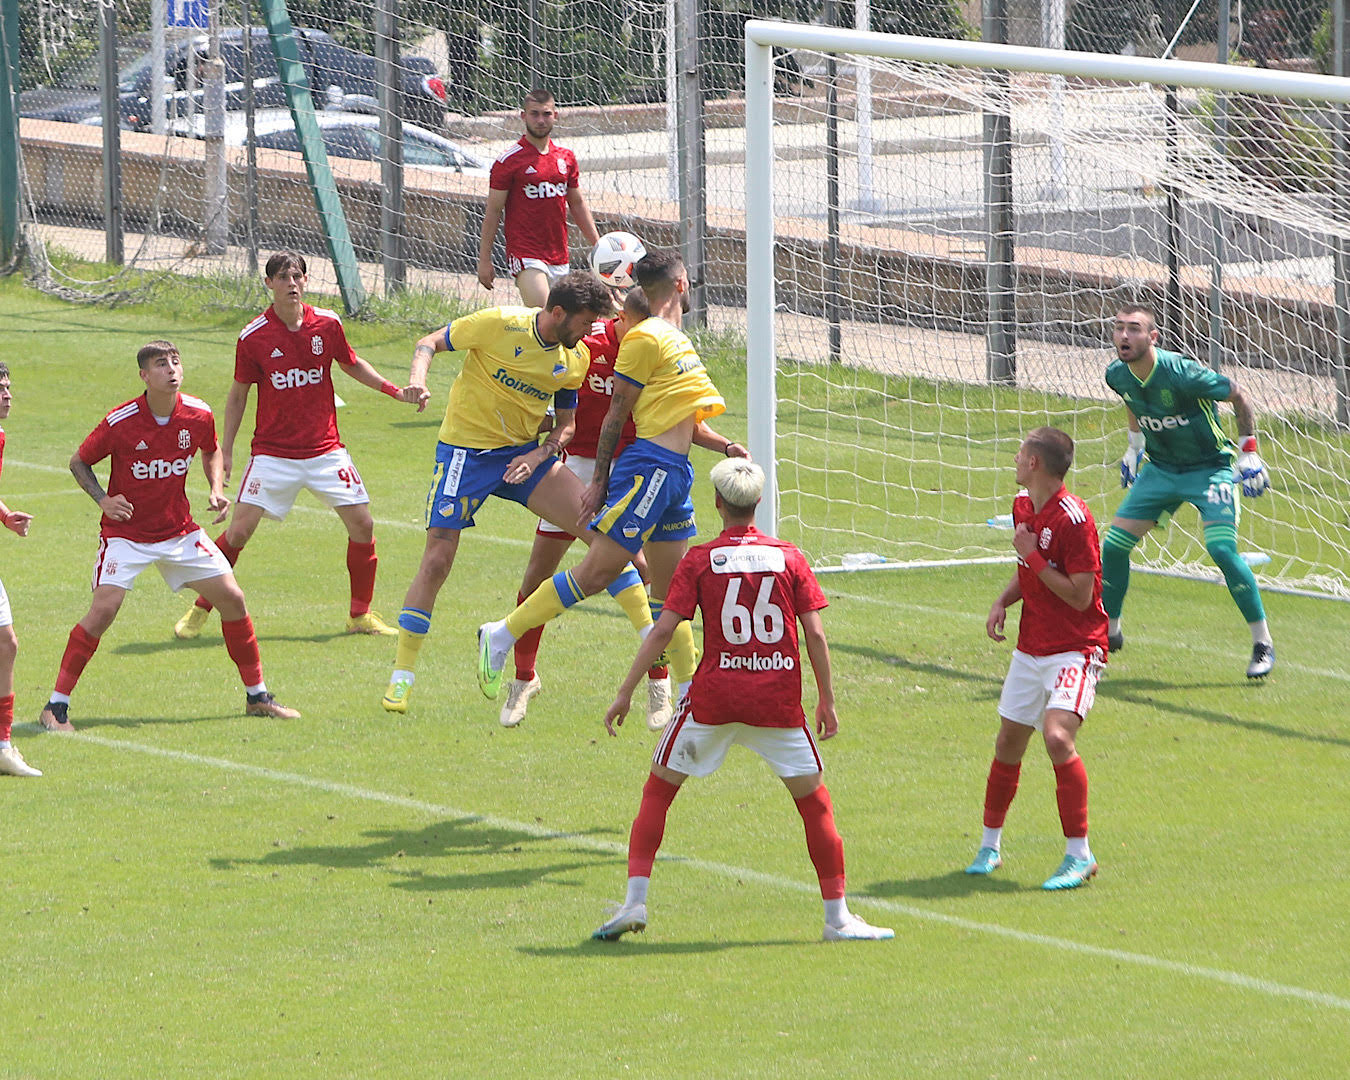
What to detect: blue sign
<box><xmin>168</xmin><ymin>0</ymin><xmax>209</xmax><ymax>28</ymax></box>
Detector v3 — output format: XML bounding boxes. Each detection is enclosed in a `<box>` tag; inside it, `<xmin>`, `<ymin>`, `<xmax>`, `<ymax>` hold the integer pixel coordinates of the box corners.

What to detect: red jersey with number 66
<box><xmin>664</xmin><ymin>525</ymin><xmax>828</xmax><ymax>728</ymax></box>
<box><xmin>77</xmin><ymin>393</ymin><xmax>218</xmax><ymax>543</ymax></box>
<box><xmin>570</xmin><ymin>318</ymin><xmax>637</xmax><ymax>458</ymax></box>
<box><xmin>1012</xmin><ymin>486</ymin><xmax>1109</xmax><ymax>657</ymax></box>
<box><xmin>235</xmin><ymin>304</ymin><xmax>357</xmax><ymax>460</ymax></box>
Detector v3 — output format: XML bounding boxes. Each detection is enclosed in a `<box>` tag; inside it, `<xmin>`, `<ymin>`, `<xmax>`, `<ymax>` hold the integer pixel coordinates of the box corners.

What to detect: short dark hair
<box><xmin>546</xmin><ymin>270</ymin><xmax>613</xmax><ymax>316</ymax></box>
<box><xmin>0</xmin><ymin>361</ymin><xmax>9</xmax><ymax>382</ymax></box>
<box><xmin>523</xmin><ymin>87</ymin><xmax>555</xmax><ymax>107</ymax></box>
<box><xmin>1116</xmin><ymin>302</ymin><xmax>1156</xmax><ymax>329</ymax></box>
<box><xmin>264</xmin><ymin>250</ymin><xmax>307</xmax><ymax>280</ymax></box>
<box><xmin>622</xmin><ymin>287</ymin><xmax>651</xmax><ymax>321</ymax></box>
<box><xmin>137</xmin><ymin>340</ymin><xmax>180</xmax><ymax>370</ymax></box>
<box><xmin>633</xmin><ymin>247</ymin><xmax>684</xmax><ymax>293</ymax></box>
<box><xmin>1024</xmin><ymin>426</ymin><xmax>1074</xmax><ymax>479</ymax></box>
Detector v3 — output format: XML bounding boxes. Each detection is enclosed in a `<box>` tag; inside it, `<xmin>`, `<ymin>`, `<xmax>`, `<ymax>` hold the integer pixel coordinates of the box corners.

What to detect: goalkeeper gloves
<box><xmin>1236</xmin><ymin>436</ymin><xmax>1270</xmax><ymax>497</ymax></box>
<box><xmin>1120</xmin><ymin>430</ymin><xmax>1146</xmax><ymax>488</ymax></box>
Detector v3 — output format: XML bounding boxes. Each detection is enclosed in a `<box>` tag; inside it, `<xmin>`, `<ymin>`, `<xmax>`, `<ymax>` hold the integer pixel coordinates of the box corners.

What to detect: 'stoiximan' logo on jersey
<box><xmin>178</xmin><ymin>429</ymin><xmax>192</xmax><ymax>450</ymax></box>
<box><xmin>1138</xmin><ymin>414</ymin><xmax>1190</xmax><ymax>431</ymax></box>
<box><xmin>311</xmin><ymin>335</ymin><xmax>324</xmax><ymax>356</ymax></box>
<box><xmin>492</xmin><ymin>368</ymin><xmax>550</xmax><ymax>401</ymax></box>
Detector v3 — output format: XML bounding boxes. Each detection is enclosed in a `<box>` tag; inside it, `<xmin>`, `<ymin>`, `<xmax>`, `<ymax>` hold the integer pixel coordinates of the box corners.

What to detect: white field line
<box><xmin>824</xmin><ymin>587</ymin><xmax>1350</xmax><ymax>684</ymax></box>
<box><xmin>54</xmin><ymin>730</ymin><xmax>1350</xmax><ymax>1014</ymax></box>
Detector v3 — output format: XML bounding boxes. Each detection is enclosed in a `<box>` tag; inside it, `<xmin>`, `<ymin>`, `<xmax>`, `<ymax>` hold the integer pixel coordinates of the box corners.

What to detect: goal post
<box><xmin>743</xmin><ymin>20</ymin><xmax>1350</xmax><ymax>600</ymax></box>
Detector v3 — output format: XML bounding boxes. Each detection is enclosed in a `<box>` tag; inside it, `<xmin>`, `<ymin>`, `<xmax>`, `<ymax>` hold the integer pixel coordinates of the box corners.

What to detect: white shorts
<box><xmin>997</xmin><ymin>648</ymin><xmax>1106</xmax><ymax>728</ymax></box>
<box><xmin>237</xmin><ymin>448</ymin><xmax>368</xmax><ymax>521</ymax></box>
<box><xmin>536</xmin><ymin>454</ymin><xmax>594</xmax><ymax>537</ymax></box>
<box><xmin>507</xmin><ymin>253</ymin><xmax>570</xmax><ymax>281</ymax></box>
<box><xmin>0</xmin><ymin>577</ymin><xmax>11</xmax><ymax>629</ymax></box>
<box><xmin>653</xmin><ymin>708</ymin><xmax>824</xmax><ymax>779</ymax></box>
<box><xmin>93</xmin><ymin>530</ymin><xmax>233</xmax><ymax>593</ymax></box>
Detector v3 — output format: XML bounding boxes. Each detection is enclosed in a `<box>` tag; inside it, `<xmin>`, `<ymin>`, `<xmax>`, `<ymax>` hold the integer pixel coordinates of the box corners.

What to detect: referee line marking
<box><xmin>62</xmin><ymin>730</ymin><xmax>1350</xmax><ymax>1014</ymax></box>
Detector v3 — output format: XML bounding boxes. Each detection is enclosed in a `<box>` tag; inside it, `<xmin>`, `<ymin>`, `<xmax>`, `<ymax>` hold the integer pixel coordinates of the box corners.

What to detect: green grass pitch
<box><xmin>0</xmin><ymin>276</ymin><xmax>1346</xmax><ymax>1078</ymax></box>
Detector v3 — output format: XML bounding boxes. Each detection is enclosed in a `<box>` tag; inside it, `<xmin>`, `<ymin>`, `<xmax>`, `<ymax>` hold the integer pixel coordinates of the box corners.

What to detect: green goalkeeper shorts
<box><xmin>1116</xmin><ymin>462</ymin><xmax>1240</xmax><ymax>527</ymax></box>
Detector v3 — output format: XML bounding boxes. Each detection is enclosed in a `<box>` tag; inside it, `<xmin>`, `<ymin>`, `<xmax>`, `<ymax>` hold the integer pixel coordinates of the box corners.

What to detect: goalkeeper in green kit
<box><xmin>1102</xmin><ymin>304</ymin><xmax>1274</xmax><ymax>679</ymax></box>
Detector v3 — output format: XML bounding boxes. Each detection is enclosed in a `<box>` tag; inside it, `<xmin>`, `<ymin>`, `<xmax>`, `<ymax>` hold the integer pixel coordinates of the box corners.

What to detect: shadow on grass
<box><xmin>112</xmin><ymin>630</ymin><xmax>354</xmax><ymax>656</ymax></box>
<box><xmin>210</xmin><ymin>817</ymin><xmax>623</xmax><ymax>893</ymax></box>
<box><xmin>867</xmin><ymin>869</ymin><xmax>1023</xmax><ymax>900</ymax></box>
<box><xmin>829</xmin><ymin>641</ymin><xmax>1005</xmax><ymax>692</ymax></box>
<box><xmin>1098</xmin><ymin>677</ymin><xmax>1350</xmax><ymax>748</ymax></box>
<box><xmin>521</xmin><ymin>937</ymin><xmax>812</xmax><ymax>958</ymax></box>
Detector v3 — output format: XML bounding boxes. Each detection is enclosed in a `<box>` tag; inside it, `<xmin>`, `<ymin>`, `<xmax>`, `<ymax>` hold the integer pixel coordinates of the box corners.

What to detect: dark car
<box><xmin>19</xmin><ymin>27</ymin><xmax>447</xmax><ymax>132</ymax></box>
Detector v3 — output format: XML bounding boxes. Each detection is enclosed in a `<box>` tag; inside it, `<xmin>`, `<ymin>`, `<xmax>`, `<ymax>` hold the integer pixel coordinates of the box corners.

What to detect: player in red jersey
<box><xmin>477</xmin><ymin>87</ymin><xmax>600</xmax><ymax>308</ymax></box>
<box><xmin>499</xmin><ymin>290</ymin><xmax>750</xmax><ymax>731</ymax></box>
<box><xmin>966</xmin><ymin>426</ymin><xmax>1108</xmax><ymax>891</ymax></box>
<box><xmin>38</xmin><ymin>341</ymin><xmax>300</xmax><ymax>733</ymax></box>
<box><xmin>172</xmin><ymin>250</ymin><xmax>428</xmax><ymax>642</ymax></box>
<box><xmin>592</xmin><ymin>459</ymin><xmax>893</xmax><ymax>943</ymax></box>
<box><xmin>0</xmin><ymin>364</ymin><xmax>40</xmax><ymax>776</ymax></box>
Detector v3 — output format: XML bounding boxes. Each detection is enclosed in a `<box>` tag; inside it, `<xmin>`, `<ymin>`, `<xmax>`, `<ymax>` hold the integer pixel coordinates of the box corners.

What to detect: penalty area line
<box><xmin>64</xmin><ymin>730</ymin><xmax>1350</xmax><ymax>1014</ymax></box>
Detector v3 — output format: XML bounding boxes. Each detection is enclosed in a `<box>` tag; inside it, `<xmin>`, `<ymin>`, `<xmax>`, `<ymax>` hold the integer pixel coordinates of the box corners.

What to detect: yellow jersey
<box><xmin>614</xmin><ymin>317</ymin><xmax>725</xmax><ymax>440</ymax></box>
<box><xmin>438</xmin><ymin>307</ymin><xmax>589</xmax><ymax>448</ymax></box>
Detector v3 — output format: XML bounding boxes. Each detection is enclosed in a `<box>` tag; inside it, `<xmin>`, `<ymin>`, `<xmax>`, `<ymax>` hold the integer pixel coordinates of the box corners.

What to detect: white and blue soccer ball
<box><xmin>590</xmin><ymin>231</ymin><xmax>646</xmax><ymax>289</ymax></box>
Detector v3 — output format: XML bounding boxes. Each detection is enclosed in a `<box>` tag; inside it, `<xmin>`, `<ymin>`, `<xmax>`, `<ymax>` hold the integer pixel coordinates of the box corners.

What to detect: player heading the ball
<box><xmin>39</xmin><ymin>341</ymin><xmax>299</xmax><ymax>733</ymax></box>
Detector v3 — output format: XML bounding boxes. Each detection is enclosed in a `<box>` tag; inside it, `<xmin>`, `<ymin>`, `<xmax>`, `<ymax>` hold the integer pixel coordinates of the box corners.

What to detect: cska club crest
<box><xmin>311</xmin><ymin>335</ymin><xmax>324</xmax><ymax>356</ymax></box>
<box><xmin>1039</xmin><ymin>527</ymin><xmax>1053</xmax><ymax>549</ymax></box>
<box><xmin>178</xmin><ymin>429</ymin><xmax>192</xmax><ymax>450</ymax></box>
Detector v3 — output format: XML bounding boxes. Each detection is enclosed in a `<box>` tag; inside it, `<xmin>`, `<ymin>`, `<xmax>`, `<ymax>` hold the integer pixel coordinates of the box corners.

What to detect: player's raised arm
<box><xmin>692</xmin><ymin>421</ymin><xmax>748</xmax><ymax>459</ymax></box>
<box><xmin>341</xmin><ymin>354</ymin><xmax>430</xmax><ymax>412</ymax></box>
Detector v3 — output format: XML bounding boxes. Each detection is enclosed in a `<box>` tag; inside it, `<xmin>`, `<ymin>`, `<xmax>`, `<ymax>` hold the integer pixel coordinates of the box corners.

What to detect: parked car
<box><xmin>19</xmin><ymin>27</ymin><xmax>447</xmax><ymax>133</ymax></box>
<box><xmin>167</xmin><ymin>108</ymin><xmax>488</xmax><ymax>176</ymax></box>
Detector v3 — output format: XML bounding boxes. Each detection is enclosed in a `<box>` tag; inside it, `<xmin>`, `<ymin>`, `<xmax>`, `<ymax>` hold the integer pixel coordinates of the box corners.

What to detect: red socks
<box><xmin>1053</xmin><ymin>755</ymin><xmax>1090</xmax><ymax>839</ymax></box>
<box><xmin>795</xmin><ymin>784</ymin><xmax>846</xmax><ymax>900</ymax></box>
<box><xmin>221</xmin><ymin>616</ymin><xmax>263</xmax><ymax>688</ymax></box>
<box><xmin>55</xmin><ymin>624</ymin><xmax>101</xmax><ymax>695</ymax></box>
<box><xmin>982</xmin><ymin>758</ymin><xmax>1021</xmax><ymax>828</ymax></box>
<box><xmin>627</xmin><ymin>773</ymin><xmax>681</xmax><ymax>878</ymax></box>
<box><xmin>0</xmin><ymin>693</ymin><xmax>12</xmax><ymax>742</ymax></box>
<box><xmin>513</xmin><ymin>591</ymin><xmax>545</xmax><ymax>681</ymax></box>
<box><xmin>347</xmin><ymin>539</ymin><xmax>378</xmax><ymax>618</ymax></box>
<box><xmin>195</xmin><ymin>533</ymin><xmax>243</xmax><ymax>613</ymax></box>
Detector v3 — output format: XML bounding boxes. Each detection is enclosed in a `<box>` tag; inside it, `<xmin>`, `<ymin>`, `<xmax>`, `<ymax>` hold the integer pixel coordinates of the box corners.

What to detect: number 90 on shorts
<box><xmin>997</xmin><ymin>648</ymin><xmax>1106</xmax><ymax>728</ymax></box>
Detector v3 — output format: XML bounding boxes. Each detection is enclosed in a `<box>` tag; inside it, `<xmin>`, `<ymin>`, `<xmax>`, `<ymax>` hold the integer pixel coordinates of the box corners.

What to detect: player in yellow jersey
<box><xmin>382</xmin><ymin>271</ymin><xmax>653</xmax><ymax>714</ymax></box>
<box><xmin>477</xmin><ymin>248</ymin><xmax>734</xmax><ymax>706</ymax></box>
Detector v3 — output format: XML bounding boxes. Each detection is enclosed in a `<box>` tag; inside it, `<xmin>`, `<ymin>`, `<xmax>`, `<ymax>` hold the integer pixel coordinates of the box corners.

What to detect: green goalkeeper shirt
<box><xmin>1105</xmin><ymin>348</ymin><xmax>1235</xmax><ymax>472</ymax></box>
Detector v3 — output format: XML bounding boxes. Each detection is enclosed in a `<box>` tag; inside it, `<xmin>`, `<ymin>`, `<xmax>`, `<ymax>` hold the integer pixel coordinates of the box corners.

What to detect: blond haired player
<box><xmin>173</xmin><ymin>250</ymin><xmax>428</xmax><ymax>642</ymax></box>
<box><xmin>593</xmin><ymin>459</ymin><xmax>892</xmax><ymax>942</ymax></box>
<box><xmin>383</xmin><ymin>272</ymin><xmax>653</xmax><ymax>714</ymax></box>
<box><xmin>477</xmin><ymin>248</ymin><xmax>726</xmax><ymax>708</ymax></box>
<box><xmin>39</xmin><ymin>341</ymin><xmax>299</xmax><ymax>733</ymax></box>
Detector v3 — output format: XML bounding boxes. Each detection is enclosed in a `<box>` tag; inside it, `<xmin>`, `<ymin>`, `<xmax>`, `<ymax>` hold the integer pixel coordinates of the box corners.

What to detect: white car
<box><xmin>169</xmin><ymin>108</ymin><xmax>489</xmax><ymax>176</ymax></box>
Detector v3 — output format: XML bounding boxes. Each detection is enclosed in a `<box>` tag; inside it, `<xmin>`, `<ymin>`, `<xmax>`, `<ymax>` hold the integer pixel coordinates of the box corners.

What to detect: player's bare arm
<box><xmin>1013</xmin><ymin>522</ymin><xmax>1094</xmax><ymax>610</ymax></box>
<box><xmin>1227</xmin><ymin>382</ymin><xmax>1257</xmax><ymax>437</ymax></box>
<box><xmin>341</xmin><ymin>355</ymin><xmax>430</xmax><ymax>412</ymax></box>
<box><xmin>0</xmin><ymin>498</ymin><xmax>31</xmax><ymax>538</ymax></box>
<box><xmin>566</xmin><ymin>187</ymin><xmax>601</xmax><ymax>248</ymax></box>
<box><xmin>220</xmin><ymin>379</ymin><xmax>251</xmax><ymax>487</ymax></box>
<box><xmin>70</xmin><ymin>453</ymin><xmax>131</xmax><ymax>521</ymax></box>
<box><xmin>504</xmin><ymin>407</ymin><xmax>576</xmax><ymax>485</ymax></box>
<box><xmin>692</xmin><ymin>422</ymin><xmax>748</xmax><ymax>459</ymax></box>
<box><xmin>201</xmin><ymin>444</ymin><xmax>231</xmax><ymax>524</ymax></box>
<box><xmin>476</xmin><ymin>188</ymin><xmax>509</xmax><ymax>291</ymax></box>
<box><xmin>799</xmin><ymin>609</ymin><xmax>838</xmax><ymax>740</ymax></box>
<box><xmin>986</xmin><ymin>573</ymin><xmax>1022</xmax><ymax>641</ymax></box>
<box><xmin>604</xmin><ymin>609</ymin><xmax>682</xmax><ymax>735</ymax></box>
<box><xmin>409</xmin><ymin>332</ymin><xmax>445</xmax><ymax>392</ymax></box>
<box><xmin>581</xmin><ymin>379</ymin><xmax>642</xmax><ymax>521</ymax></box>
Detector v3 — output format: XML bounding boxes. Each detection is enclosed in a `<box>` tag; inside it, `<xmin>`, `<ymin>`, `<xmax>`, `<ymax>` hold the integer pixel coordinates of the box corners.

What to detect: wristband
<box><xmin>1239</xmin><ymin>436</ymin><xmax>1258</xmax><ymax>453</ymax></box>
<box><xmin>380</xmin><ymin>381</ymin><xmax>401</xmax><ymax>399</ymax></box>
<box><xmin>542</xmin><ymin>439</ymin><xmax>563</xmax><ymax>457</ymax></box>
<box><xmin>1023</xmin><ymin>550</ymin><xmax>1048</xmax><ymax>575</ymax></box>
<box><xmin>724</xmin><ymin>442</ymin><xmax>735</xmax><ymax>457</ymax></box>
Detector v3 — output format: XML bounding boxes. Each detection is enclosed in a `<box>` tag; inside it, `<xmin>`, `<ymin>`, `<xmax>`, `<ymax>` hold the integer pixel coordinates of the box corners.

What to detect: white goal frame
<box><xmin>743</xmin><ymin>22</ymin><xmax>1350</xmax><ymax>585</ymax></box>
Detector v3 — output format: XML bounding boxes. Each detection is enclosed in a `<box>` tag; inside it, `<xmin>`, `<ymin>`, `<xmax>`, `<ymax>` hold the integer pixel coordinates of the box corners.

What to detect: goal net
<box><xmin>744</xmin><ymin>22</ymin><xmax>1350</xmax><ymax>600</ymax></box>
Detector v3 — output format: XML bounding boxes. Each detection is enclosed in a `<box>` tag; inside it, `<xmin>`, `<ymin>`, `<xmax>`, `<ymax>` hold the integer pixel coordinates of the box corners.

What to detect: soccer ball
<box><xmin>590</xmin><ymin>231</ymin><xmax>646</xmax><ymax>289</ymax></box>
